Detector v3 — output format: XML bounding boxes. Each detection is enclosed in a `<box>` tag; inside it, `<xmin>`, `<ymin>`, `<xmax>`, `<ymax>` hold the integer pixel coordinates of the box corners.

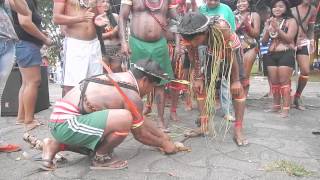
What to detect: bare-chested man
<box><xmin>39</xmin><ymin>59</ymin><xmax>177</xmax><ymax>170</ymax></box>
<box><xmin>119</xmin><ymin>0</ymin><xmax>178</xmax><ymax>131</ymax></box>
<box><xmin>291</xmin><ymin>0</ymin><xmax>317</xmax><ymax>110</ymax></box>
<box><xmin>52</xmin><ymin>0</ymin><xmax>103</xmax><ymax>96</ymax></box>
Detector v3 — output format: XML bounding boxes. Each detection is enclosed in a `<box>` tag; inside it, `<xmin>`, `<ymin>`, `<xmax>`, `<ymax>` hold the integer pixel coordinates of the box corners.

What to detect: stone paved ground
<box><xmin>0</xmin><ymin>76</ymin><xmax>319</xmax><ymax>180</ymax></box>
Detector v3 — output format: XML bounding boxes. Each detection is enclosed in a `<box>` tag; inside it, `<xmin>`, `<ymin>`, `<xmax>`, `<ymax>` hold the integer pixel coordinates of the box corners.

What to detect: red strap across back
<box><xmin>101</xmin><ymin>61</ymin><xmax>143</xmax><ymax>125</ymax></box>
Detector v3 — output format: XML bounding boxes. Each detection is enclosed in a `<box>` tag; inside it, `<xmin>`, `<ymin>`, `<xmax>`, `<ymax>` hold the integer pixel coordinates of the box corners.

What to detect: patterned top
<box><xmin>0</xmin><ymin>0</ymin><xmax>18</xmax><ymax>40</ymax></box>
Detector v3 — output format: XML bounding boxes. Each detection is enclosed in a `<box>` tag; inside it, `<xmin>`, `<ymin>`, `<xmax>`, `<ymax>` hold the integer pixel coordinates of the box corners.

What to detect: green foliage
<box><xmin>37</xmin><ymin>0</ymin><xmax>63</xmax><ymax>66</ymax></box>
<box><xmin>265</xmin><ymin>160</ymin><xmax>314</xmax><ymax>177</ymax></box>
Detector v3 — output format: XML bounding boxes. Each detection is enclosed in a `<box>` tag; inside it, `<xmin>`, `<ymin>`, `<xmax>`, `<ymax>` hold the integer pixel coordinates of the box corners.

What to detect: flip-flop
<box><xmin>15</xmin><ymin>121</ymin><xmax>24</xmax><ymax>125</ymax></box>
<box><xmin>32</xmin><ymin>159</ymin><xmax>56</xmax><ymax>171</ymax></box>
<box><xmin>0</xmin><ymin>144</ymin><xmax>21</xmax><ymax>152</ymax></box>
<box><xmin>25</xmin><ymin>121</ymin><xmax>42</xmax><ymax>131</ymax></box>
<box><xmin>90</xmin><ymin>159</ymin><xmax>128</xmax><ymax>170</ymax></box>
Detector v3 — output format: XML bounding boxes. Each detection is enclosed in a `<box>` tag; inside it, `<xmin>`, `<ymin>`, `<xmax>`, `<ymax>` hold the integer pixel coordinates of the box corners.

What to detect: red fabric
<box><xmin>271</xmin><ymin>84</ymin><xmax>280</xmax><ymax>95</ymax></box>
<box><xmin>170</xmin><ymin>107</ymin><xmax>176</xmax><ymax>112</ymax></box>
<box><xmin>167</xmin><ymin>81</ymin><xmax>188</xmax><ymax>92</ymax></box>
<box><xmin>59</xmin><ymin>144</ymin><xmax>67</xmax><ymax>151</ymax></box>
<box><xmin>280</xmin><ymin>84</ymin><xmax>291</xmax><ymax>96</ymax></box>
<box><xmin>234</xmin><ymin>120</ymin><xmax>242</xmax><ymax>128</ymax></box>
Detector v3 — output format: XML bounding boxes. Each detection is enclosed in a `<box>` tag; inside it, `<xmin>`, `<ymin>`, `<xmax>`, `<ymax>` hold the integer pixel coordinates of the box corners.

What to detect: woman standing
<box><xmin>235</xmin><ymin>0</ymin><xmax>260</xmax><ymax>96</ymax></box>
<box><xmin>12</xmin><ymin>0</ymin><xmax>52</xmax><ymax>130</ymax></box>
<box><xmin>95</xmin><ymin>0</ymin><xmax>124</xmax><ymax>72</ymax></box>
<box><xmin>262</xmin><ymin>0</ymin><xmax>298</xmax><ymax>118</ymax></box>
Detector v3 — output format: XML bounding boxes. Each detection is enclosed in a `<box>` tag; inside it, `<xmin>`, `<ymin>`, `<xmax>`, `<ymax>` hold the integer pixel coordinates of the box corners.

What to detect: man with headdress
<box><xmin>291</xmin><ymin>0</ymin><xmax>317</xmax><ymax>110</ymax></box>
<box><xmin>119</xmin><ymin>0</ymin><xmax>179</xmax><ymax>131</ymax></box>
<box><xmin>52</xmin><ymin>0</ymin><xmax>103</xmax><ymax>96</ymax></box>
<box><xmin>39</xmin><ymin>59</ymin><xmax>177</xmax><ymax>171</ymax></box>
<box><xmin>178</xmin><ymin>12</ymin><xmax>248</xmax><ymax>146</ymax></box>
<box><xmin>198</xmin><ymin>0</ymin><xmax>238</xmax><ymax>123</ymax></box>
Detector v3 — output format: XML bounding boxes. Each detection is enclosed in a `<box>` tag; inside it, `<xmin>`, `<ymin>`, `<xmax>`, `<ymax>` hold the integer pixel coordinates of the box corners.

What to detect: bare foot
<box><xmin>293</xmin><ymin>97</ymin><xmax>306</xmax><ymax>110</ymax></box>
<box><xmin>280</xmin><ymin>109</ymin><xmax>289</xmax><ymax>118</ymax></box>
<box><xmin>40</xmin><ymin>138</ymin><xmax>60</xmax><ymax>170</ymax></box>
<box><xmin>170</xmin><ymin>111</ymin><xmax>180</xmax><ymax>122</ymax></box>
<box><xmin>233</xmin><ymin>128</ymin><xmax>249</xmax><ymax>147</ymax></box>
<box><xmin>158</xmin><ymin>119</ymin><xmax>170</xmax><ymax>133</ymax></box>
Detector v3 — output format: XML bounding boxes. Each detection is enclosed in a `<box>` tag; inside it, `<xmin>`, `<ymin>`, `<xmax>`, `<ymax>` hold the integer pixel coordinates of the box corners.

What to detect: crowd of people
<box><xmin>0</xmin><ymin>0</ymin><xmax>319</xmax><ymax>171</ymax></box>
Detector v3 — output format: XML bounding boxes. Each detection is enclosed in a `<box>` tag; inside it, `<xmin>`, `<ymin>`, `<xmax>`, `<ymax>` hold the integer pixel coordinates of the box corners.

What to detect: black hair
<box><xmin>130</xmin><ymin>59</ymin><xmax>163</xmax><ymax>85</ymax></box>
<box><xmin>181</xmin><ymin>31</ymin><xmax>206</xmax><ymax>41</ymax></box>
<box><xmin>270</xmin><ymin>0</ymin><xmax>293</xmax><ymax>19</ymax></box>
<box><xmin>235</xmin><ymin>0</ymin><xmax>253</xmax><ymax>12</ymax></box>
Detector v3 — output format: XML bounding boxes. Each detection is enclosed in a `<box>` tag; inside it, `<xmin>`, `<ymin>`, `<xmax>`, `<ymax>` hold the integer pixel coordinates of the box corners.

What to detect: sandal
<box><xmin>15</xmin><ymin>120</ymin><xmax>24</xmax><ymax>125</ymax></box>
<box><xmin>25</xmin><ymin>121</ymin><xmax>42</xmax><ymax>131</ymax></box>
<box><xmin>23</xmin><ymin>133</ymin><xmax>43</xmax><ymax>150</ymax></box>
<box><xmin>0</xmin><ymin>144</ymin><xmax>21</xmax><ymax>152</ymax></box>
<box><xmin>90</xmin><ymin>153</ymin><xmax>128</xmax><ymax>170</ymax></box>
<box><xmin>32</xmin><ymin>158</ymin><xmax>56</xmax><ymax>171</ymax></box>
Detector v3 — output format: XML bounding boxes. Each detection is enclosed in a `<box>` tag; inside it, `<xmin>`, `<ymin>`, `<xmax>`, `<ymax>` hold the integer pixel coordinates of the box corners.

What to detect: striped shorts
<box><xmin>49</xmin><ymin>110</ymin><xmax>108</xmax><ymax>151</ymax></box>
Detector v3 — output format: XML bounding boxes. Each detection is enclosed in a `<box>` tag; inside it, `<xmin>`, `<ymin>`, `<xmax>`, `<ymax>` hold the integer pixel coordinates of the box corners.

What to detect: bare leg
<box><xmin>91</xmin><ymin>109</ymin><xmax>132</xmax><ymax>169</ymax></box>
<box><xmin>170</xmin><ymin>89</ymin><xmax>180</xmax><ymax>121</ymax></box>
<box><xmin>143</xmin><ymin>91</ymin><xmax>153</xmax><ymax>115</ymax></box>
<box><xmin>16</xmin><ymin>81</ymin><xmax>25</xmax><ymax>124</ymax></box>
<box><xmin>154</xmin><ymin>86</ymin><xmax>166</xmax><ymax>130</ymax></box>
<box><xmin>19</xmin><ymin>66</ymin><xmax>41</xmax><ymax>130</ymax></box>
<box><xmin>294</xmin><ymin>54</ymin><xmax>310</xmax><ymax>110</ymax></box>
<box><xmin>232</xmin><ymin>88</ymin><xmax>248</xmax><ymax>146</ymax></box>
<box><xmin>267</xmin><ymin>66</ymin><xmax>281</xmax><ymax>112</ymax></box>
<box><xmin>278</xmin><ymin>66</ymin><xmax>293</xmax><ymax>118</ymax></box>
<box><xmin>183</xmin><ymin>68</ymin><xmax>192</xmax><ymax>111</ymax></box>
<box><xmin>242</xmin><ymin>48</ymin><xmax>257</xmax><ymax>96</ymax></box>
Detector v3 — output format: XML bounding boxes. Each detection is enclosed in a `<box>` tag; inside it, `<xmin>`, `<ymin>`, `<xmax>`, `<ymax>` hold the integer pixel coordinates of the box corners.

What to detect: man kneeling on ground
<box><xmin>41</xmin><ymin>59</ymin><xmax>177</xmax><ymax>170</ymax></box>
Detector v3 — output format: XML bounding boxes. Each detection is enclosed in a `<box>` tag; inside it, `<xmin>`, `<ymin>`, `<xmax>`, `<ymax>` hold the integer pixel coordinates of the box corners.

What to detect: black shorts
<box><xmin>296</xmin><ymin>45</ymin><xmax>309</xmax><ymax>55</ymax></box>
<box><xmin>262</xmin><ymin>55</ymin><xmax>268</xmax><ymax>76</ymax></box>
<box><xmin>264</xmin><ymin>50</ymin><xmax>295</xmax><ymax>69</ymax></box>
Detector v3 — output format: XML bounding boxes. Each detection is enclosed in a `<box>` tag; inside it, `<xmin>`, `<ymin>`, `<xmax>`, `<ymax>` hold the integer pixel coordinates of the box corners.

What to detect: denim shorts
<box><xmin>15</xmin><ymin>40</ymin><xmax>42</xmax><ymax>68</ymax></box>
<box><xmin>0</xmin><ymin>39</ymin><xmax>16</xmax><ymax>101</ymax></box>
